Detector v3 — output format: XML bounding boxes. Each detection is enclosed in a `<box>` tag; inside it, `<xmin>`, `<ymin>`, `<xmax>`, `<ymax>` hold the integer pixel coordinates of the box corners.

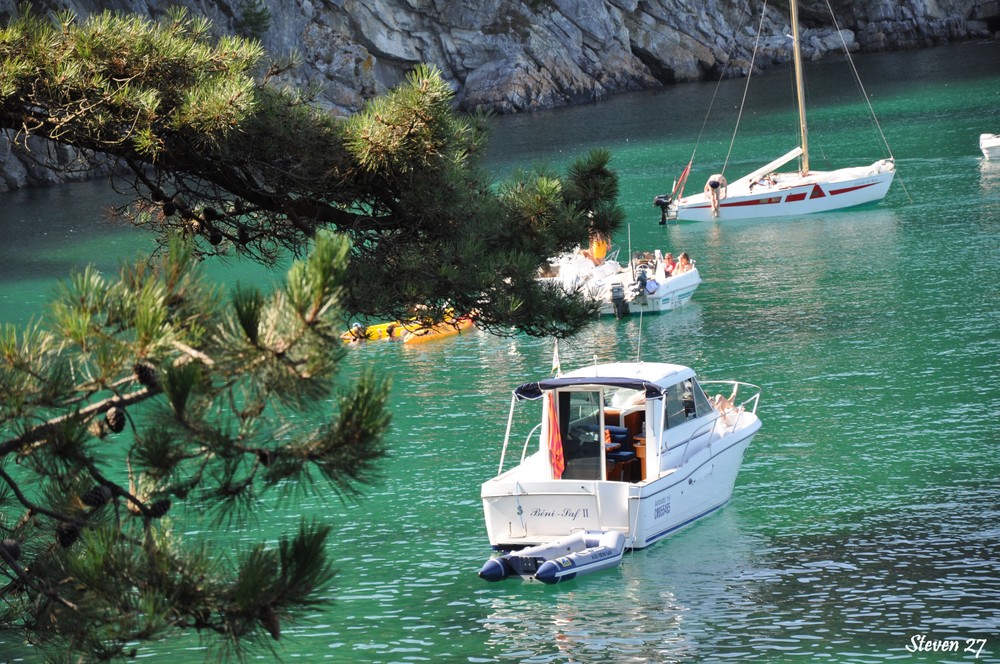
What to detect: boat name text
<box><xmin>531</xmin><ymin>507</ymin><xmax>590</xmax><ymax>521</ymax></box>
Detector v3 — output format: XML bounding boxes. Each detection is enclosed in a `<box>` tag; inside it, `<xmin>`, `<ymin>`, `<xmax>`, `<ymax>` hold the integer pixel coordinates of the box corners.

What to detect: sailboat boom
<box><xmin>729</xmin><ymin>147</ymin><xmax>803</xmax><ymax>189</ymax></box>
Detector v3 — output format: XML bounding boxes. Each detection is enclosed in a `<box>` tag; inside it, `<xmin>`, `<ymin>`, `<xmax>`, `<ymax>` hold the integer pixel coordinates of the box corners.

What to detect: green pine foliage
<box><xmin>0</xmin><ymin>9</ymin><xmax>624</xmax><ymax>338</ymax></box>
<box><xmin>0</xmin><ymin>232</ymin><xmax>390</xmax><ymax>659</ymax></box>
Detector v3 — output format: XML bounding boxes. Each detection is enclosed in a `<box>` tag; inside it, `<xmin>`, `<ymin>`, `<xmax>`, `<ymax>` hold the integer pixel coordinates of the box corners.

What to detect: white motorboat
<box><xmin>539</xmin><ymin>250</ymin><xmax>700</xmax><ymax>318</ymax></box>
<box><xmin>981</xmin><ymin>133</ymin><xmax>1000</xmax><ymax>160</ymax></box>
<box><xmin>587</xmin><ymin>253</ymin><xmax>701</xmax><ymax>318</ymax></box>
<box><xmin>654</xmin><ymin>0</ymin><xmax>895</xmax><ymax>222</ymax></box>
<box><xmin>480</xmin><ymin>361</ymin><xmax>762</xmax><ymax>582</ymax></box>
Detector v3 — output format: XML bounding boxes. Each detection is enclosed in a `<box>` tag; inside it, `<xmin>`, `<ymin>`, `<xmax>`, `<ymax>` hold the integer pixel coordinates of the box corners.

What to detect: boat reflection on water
<box><xmin>478</xmin><ymin>510</ymin><xmax>761</xmax><ymax>661</ymax></box>
<box><xmin>979</xmin><ymin>156</ymin><xmax>1000</xmax><ymax>196</ymax></box>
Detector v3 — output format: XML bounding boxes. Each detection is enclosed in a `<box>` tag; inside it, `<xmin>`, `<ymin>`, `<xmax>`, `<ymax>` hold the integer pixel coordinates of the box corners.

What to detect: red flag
<box><xmin>547</xmin><ymin>393</ymin><xmax>565</xmax><ymax>479</ymax></box>
<box><xmin>672</xmin><ymin>161</ymin><xmax>692</xmax><ymax>199</ymax></box>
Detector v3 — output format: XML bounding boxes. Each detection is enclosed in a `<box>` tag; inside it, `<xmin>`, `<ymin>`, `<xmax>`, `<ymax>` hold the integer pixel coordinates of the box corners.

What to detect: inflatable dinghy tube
<box><xmin>479</xmin><ymin>530</ymin><xmax>626</xmax><ymax>584</ymax></box>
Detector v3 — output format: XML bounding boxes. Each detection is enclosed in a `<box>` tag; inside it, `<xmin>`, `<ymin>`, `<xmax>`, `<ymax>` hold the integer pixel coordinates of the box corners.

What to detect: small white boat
<box><xmin>587</xmin><ymin>253</ymin><xmax>701</xmax><ymax>318</ymax></box>
<box><xmin>981</xmin><ymin>133</ymin><xmax>1000</xmax><ymax>160</ymax></box>
<box><xmin>539</xmin><ymin>250</ymin><xmax>700</xmax><ymax>318</ymax></box>
<box><xmin>480</xmin><ymin>361</ymin><xmax>762</xmax><ymax>582</ymax></box>
<box><xmin>479</xmin><ymin>529</ymin><xmax>626</xmax><ymax>584</ymax></box>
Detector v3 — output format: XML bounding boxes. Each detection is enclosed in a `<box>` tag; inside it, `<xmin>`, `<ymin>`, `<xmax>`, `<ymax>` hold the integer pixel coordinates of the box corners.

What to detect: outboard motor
<box><xmin>633</xmin><ymin>269</ymin><xmax>649</xmax><ymax>306</ymax></box>
<box><xmin>610</xmin><ymin>283</ymin><xmax>629</xmax><ymax>319</ymax></box>
<box><xmin>653</xmin><ymin>194</ymin><xmax>672</xmax><ymax>225</ymax></box>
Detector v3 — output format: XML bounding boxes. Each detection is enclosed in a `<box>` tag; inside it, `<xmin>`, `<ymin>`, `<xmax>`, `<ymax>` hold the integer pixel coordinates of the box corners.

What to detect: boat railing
<box><xmin>700</xmin><ymin>380</ymin><xmax>762</xmax><ymax>413</ymax></box>
<box><xmin>700</xmin><ymin>380</ymin><xmax>762</xmax><ymax>431</ymax></box>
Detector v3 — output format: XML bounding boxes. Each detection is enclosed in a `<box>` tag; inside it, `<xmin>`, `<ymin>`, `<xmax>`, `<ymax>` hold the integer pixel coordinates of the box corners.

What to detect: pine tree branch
<box><xmin>0</xmin><ymin>384</ymin><xmax>160</xmax><ymax>458</ymax></box>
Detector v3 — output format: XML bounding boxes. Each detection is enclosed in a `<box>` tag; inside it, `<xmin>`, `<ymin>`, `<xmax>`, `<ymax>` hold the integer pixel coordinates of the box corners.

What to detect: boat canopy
<box><xmin>513</xmin><ymin>377</ymin><xmax>665</xmax><ymax>401</ymax></box>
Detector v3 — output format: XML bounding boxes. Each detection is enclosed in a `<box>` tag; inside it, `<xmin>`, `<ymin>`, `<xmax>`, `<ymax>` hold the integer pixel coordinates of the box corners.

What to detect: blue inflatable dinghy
<box><xmin>479</xmin><ymin>530</ymin><xmax>626</xmax><ymax>584</ymax></box>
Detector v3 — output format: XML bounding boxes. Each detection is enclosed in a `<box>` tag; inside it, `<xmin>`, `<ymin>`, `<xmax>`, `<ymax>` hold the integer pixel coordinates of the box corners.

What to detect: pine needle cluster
<box><xmin>0</xmin><ymin>232</ymin><xmax>390</xmax><ymax>659</ymax></box>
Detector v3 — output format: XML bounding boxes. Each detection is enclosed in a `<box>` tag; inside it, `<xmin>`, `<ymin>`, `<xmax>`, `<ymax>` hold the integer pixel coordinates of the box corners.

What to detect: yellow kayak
<box><xmin>342</xmin><ymin>317</ymin><xmax>474</xmax><ymax>344</ymax></box>
<box><xmin>341</xmin><ymin>321</ymin><xmax>406</xmax><ymax>342</ymax></box>
<box><xmin>400</xmin><ymin>317</ymin><xmax>475</xmax><ymax>344</ymax></box>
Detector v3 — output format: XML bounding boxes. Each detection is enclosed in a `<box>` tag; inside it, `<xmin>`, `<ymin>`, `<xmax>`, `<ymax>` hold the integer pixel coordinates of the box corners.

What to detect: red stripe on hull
<box><xmin>829</xmin><ymin>182</ymin><xmax>878</xmax><ymax>196</ymax></box>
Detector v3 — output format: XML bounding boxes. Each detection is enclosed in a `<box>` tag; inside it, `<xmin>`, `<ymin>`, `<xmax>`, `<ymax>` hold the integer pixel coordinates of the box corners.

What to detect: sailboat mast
<box><xmin>789</xmin><ymin>0</ymin><xmax>809</xmax><ymax>174</ymax></box>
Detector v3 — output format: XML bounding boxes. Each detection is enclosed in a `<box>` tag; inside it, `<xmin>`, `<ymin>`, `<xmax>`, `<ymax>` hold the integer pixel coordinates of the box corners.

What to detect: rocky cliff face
<box><xmin>1</xmin><ymin>0</ymin><xmax>997</xmax><ymax>190</ymax></box>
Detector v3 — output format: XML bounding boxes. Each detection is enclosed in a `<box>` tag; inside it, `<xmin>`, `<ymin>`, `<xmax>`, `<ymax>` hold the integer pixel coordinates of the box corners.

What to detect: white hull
<box><xmin>482</xmin><ymin>425</ymin><xmax>756</xmax><ymax>550</ymax></box>
<box><xmin>540</xmin><ymin>253</ymin><xmax>700</xmax><ymax>317</ymax></box>
<box><xmin>673</xmin><ymin>159</ymin><xmax>896</xmax><ymax>222</ymax></box>
<box><xmin>982</xmin><ymin>133</ymin><xmax>1000</xmax><ymax>160</ymax></box>
<box><xmin>480</xmin><ymin>362</ymin><xmax>762</xmax><ymax>564</ymax></box>
<box><xmin>590</xmin><ymin>267</ymin><xmax>701</xmax><ymax>316</ymax></box>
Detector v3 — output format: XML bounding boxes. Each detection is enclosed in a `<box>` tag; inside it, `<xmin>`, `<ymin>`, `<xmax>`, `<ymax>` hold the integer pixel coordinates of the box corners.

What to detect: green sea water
<box><xmin>1</xmin><ymin>41</ymin><xmax>998</xmax><ymax>663</ymax></box>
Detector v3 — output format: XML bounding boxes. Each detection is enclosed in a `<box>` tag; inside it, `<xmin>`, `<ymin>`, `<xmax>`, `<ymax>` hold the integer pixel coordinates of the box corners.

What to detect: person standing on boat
<box><xmin>705</xmin><ymin>174</ymin><xmax>727</xmax><ymax>217</ymax></box>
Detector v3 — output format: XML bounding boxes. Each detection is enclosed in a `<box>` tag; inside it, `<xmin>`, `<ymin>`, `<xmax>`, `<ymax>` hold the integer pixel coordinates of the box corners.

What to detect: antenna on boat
<box><xmin>627</xmin><ymin>224</ymin><xmax>635</xmax><ymax>280</ymax></box>
<box><xmin>636</xmin><ymin>308</ymin><xmax>644</xmax><ymax>363</ymax></box>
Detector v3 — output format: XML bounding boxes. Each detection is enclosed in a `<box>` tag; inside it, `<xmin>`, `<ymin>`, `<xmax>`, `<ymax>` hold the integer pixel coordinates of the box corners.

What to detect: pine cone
<box><xmin>56</xmin><ymin>522</ymin><xmax>81</xmax><ymax>548</ymax></box>
<box><xmin>0</xmin><ymin>538</ymin><xmax>21</xmax><ymax>562</ymax></box>
<box><xmin>133</xmin><ymin>361</ymin><xmax>158</xmax><ymax>387</ymax></box>
<box><xmin>105</xmin><ymin>406</ymin><xmax>126</xmax><ymax>434</ymax></box>
<box><xmin>147</xmin><ymin>499</ymin><xmax>171</xmax><ymax>518</ymax></box>
<box><xmin>208</xmin><ymin>228</ymin><xmax>223</xmax><ymax>246</ymax></box>
<box><xmin>81</xmin><ymin>485</ymin><xmax>113</xmax><ymax>508</ymax></box>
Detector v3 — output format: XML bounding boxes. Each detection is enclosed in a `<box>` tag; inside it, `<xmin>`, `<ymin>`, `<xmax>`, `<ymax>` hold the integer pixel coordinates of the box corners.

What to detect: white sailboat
<box><xmin>656</xmin><ymin>0</ymin><xmax>896</xmax><ymax>222</ymax></box>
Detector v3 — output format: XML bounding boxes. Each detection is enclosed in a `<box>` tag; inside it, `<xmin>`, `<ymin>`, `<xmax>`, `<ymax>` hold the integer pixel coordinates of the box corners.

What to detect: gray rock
<box><xmin>0</xmin><ymin>0</ymin><xmax>996</xmax><ymax>188</ymax></box>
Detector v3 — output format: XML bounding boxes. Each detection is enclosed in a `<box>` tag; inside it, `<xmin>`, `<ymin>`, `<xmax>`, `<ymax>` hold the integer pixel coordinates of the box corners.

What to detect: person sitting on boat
<box><xmin>673</xmin><ymin>252</ymin><xmax>694</xmax><ymax>275</ymax></box>
<box><xmin>705</xmin><ymin>174</ymin><xmax>727</xmax><ymax>216</ymax></box>
<box><xmin>662</xmin><ymin>252</ymin><xmax>676</xmax><ymax>276</ymax></box>
<box><xmin>749</xmin><ymin>173</ymin><xmax>777</xmax><ymax>191</ymax></box>
<box><xmin>712</xmin><ymin>393</ymin><xmax>734</xmax><ymax>411</ymax></box>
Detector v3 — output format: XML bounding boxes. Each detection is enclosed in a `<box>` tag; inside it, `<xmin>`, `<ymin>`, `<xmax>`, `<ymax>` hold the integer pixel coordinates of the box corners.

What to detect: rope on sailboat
<box><xmin>821</xmin><ymin>0</ymin><xmax>911</xmax><ymax>202</ymax></box>
<box><xmin>724</xmin><ymin>3</ymin><xmax>770</xmax><ymax>179</ymax></box>
<box><xmin>821</xmin><ymin>0</ymin><xmax>894</xmax><ymax>161</ymax></box>
<box><xmin>674</xmin><ymin>0</ymin><xmax>759</xmax><ymax>197</ymax></box>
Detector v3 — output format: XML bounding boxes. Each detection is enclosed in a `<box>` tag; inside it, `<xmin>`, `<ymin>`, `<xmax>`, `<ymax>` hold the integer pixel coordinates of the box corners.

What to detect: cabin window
<box><xmin>664</xmin><ymin>380</ymin><xmax>713</xmax><ymax>429</ymax></box>
<box><xmin>560</xmin><ymin>390</ymin><xmax>604</xmax><ymax>480</ymax></box>
<box><xmin>691</xmin><ymin>380</ymin><xmax>714</xmax><ymax>417</ymax></box>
